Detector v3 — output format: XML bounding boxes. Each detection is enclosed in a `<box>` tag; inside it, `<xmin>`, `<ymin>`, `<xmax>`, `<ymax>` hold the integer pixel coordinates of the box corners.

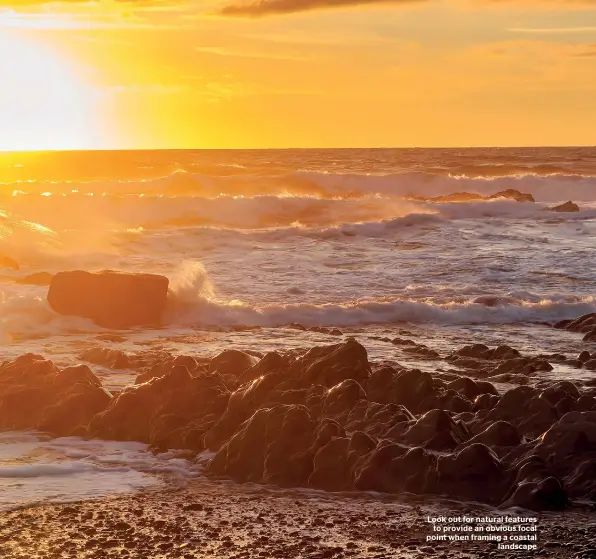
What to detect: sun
<box><xmin>0</xmin><ymin>31</ymin><xmax>102</xmax><ymax>151</ymax></box>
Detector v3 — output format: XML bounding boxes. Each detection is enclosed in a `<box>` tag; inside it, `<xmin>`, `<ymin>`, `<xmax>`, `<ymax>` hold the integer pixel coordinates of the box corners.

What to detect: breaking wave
<box><xmin>4</xmin><ymin>169</ymin><xmax>596</xmax><ymax>202</ymax></box>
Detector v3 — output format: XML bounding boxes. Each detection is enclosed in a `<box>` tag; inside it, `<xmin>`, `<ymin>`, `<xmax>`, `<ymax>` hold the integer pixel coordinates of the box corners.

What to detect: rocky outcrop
<box><xmin>548</xmin><ymin>201</ymin><xmax>580</xmax><ymax>213</ymax></box>
<box><xmin>3</xmin><ymin>338</ymin><xmax>596</xmax><ymax>510</ymax></box>
<box><xmin>414</xmin><ymin>189</ymin><xmax>535</xmax><ymax>204</ymax></box>
<box><xmin>0</xmin><ymin>355</ymin><xmax>111</xmax><ymax>436</ymax></box>
<box><xmin>47</xmin><ymin>270</ymin><xmax>169</xmax><ymax>329</ymax></box>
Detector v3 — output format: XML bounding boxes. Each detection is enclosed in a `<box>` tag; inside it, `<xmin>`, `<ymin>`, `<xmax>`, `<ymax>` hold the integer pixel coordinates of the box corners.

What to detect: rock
<box><xmin>15</xmin><ymin>272</ymin><xmax>53</xmax><ymax>286</ymax></box>
<box><xmin>548</xmin><ymin>201</ymin><xmax>580</xmax><ymax>213</ymax></box>
<box><xmin>300</xmin><ymin>339</ymin><xmax>371</xmax><ymax>388</ymax></box>
<box><xmin>402</xmin><ymin>409</ymin><xmax>470</xmax><ymax>450</ymax></box>
<box><xmin>80</xmin><ymin>348</ymin><xmax>131</xmax><ymax>369</ymax></box>
<box><xmin>501</xmin><ymin>476</ymin><xmax>568</xmax><ymax>511</ymax></box>
<box><xmin>463</xmin><ymin>421</ymin><xmax>522</xmax><ymax>448</ymax></box>
<box><xmin>208</xmin><ymin>404</ymin><xmax>316</xmax><ymax>486</ymax></box>
<box><xmin>322</xmin><ymin>380</ymin><xmax>367</xmax><ymax>423</ymax></box>
<box><xmin>0</xmin><ymin>256</ymin><xmax>19</xmax><ymax>270</ymax></box>
<box><xmin>488</xmin><ymin>189</ymin><xmax>535</xmax><ymax>203</ymax></box>
<box><xmin>89</xmin><ymin>367</ymin><xmax>230</xmax><ymax>448</ymax></box>
<box><xmin>483</xmin><ymin>386</ymin><xmax>558</xmax><ymax>438</ymax></box>
<box><xmin>47</xmin><ymin>270</ymin><xmax>169</xmax><ymax>329</ymax></box>
<box><xmin>535</xmin><ymin>411</ymin><xmax>596</xmax><ymax>460</ymax></box>
<box><xmin>0</xmin><ymin>356</ymin><xmax>111</xmax><ymax>435</ymax></box>
<box><xmin>539</xmin><ymin>381</ymin><xmax>580</xmax><ymax>406</ymax></box>
<box><xmin>209</xmin><ymin>350</ymin><xmax>259</xmax><ymax>377</ymax></box>
<box><xmin>438</xmin><ymin>444</ymin><xmax>505</xmax><ymax>503</ymax></box>
<box><xmin>308</xmin><ymin>437</ymin><xmax>350</xmax><ymax>490</ymax></box>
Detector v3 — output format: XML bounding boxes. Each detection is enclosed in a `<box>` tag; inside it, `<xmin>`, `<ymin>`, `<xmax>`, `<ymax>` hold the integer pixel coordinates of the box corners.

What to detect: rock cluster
<box><xmin>1</xmin><ymin>338</ymin><xmax>595</xmax><ymax>510</ymax></box>
<box><xmin>555</xmin><ymin>313</ymin><xmax>596</xmax><ymax>343</ymax></box>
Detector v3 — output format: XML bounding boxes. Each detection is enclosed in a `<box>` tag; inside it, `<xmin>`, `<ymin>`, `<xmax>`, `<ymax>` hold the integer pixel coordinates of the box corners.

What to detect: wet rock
<box><xmin>208</xmin><ymin>404</ymin><xmax>316</xmax><ymax>486</ymax></box>
<box><xmin>322</xmin><ymin>380</ymin><xmax>367</xmax><ymax>423</ymax></box>
<box><xmin>548</xmin><ymin>201</ymin><xmax>580</xmax><ymax>213</ymax></box>
<box><xmin>539</xmin><ymin>381</ymin><xmax>580</xmax><ymax>406</ymax></box>
<box><xmin>483</xmin><ymin>386</ymin><xmax>558</xmax><ymax>438</ymax></box>
<box><xmin>367</xmin><ymin>368</ymin><xmax>440</xmax><ymax>414</ymax></box>
<box><xmin>463</xmin><ymin>421</ymin><xmax>522</xmax><ymax>448</ymax></box>
<box><xmin>0</xmin><ymin>356</ymin><xmax>111</xmax><ymax>435</ymax></box>
<box><xmin>489</xmin><ymin>189</ymin><xmax>535</xmax><ymax>203</ymax></box>
<box><xmin>239</xmin><ymin>352</ymin><xmax>290</xmax><ymax>384</ymax></box>
<box><xmin>344</xmin><ymin>401</ymin><xmax>413</xmax><ymax>437</ymax></box>
<box><xmin>80</xmin><ymin>348</ymin><xmax>131</xmax><ymax>369</ymax></box>
<box><xmin>300</xmin><ymin>339</ymin><xmax>371</xmax><ymax>388</ymax></box>
<box><xmin>308</xmin><ymin>436</ymin><xmax>350</xmax><ymax>490</ymax></box>
<box><xmin>209</xmin><ymin>350</ymin><xmax>259</xmax><ymax>377</ymax></box>
<box><xmin>402</xmin><ymin>409</ymin><xmax>470</xmax><ymax>450</ymax></box>
<box><xmin>501</xmin><ymin>476</ymin><xmax>568</xmax><ymax>511</ymax></box>
<box><xmin>89</xmin><ymin>367</ymin><xmax>229</xmax><ymax>448</ymax></box>
<box><xmin>472</xmin><ymin>393</ymin><xmax>499</xmax><ymax>412</ymax></box>
<box><xmin>438</xmin><ymin>444</ymin><xmax>505</xmax><ymax>503</ymax></box>
<box><xmin>15</xmin><ymin>272</ymin><xmax>53</xmax><ymax>286</ymax></box>
<box><xmin>47</xmin><ymin>270</ymin><xmax>169</xmax><ymax>329</ymax></box>
<box><xmin>535</xmin><ymin>411</ymin><xmax>596</xmax><ymax>460</ymax></box>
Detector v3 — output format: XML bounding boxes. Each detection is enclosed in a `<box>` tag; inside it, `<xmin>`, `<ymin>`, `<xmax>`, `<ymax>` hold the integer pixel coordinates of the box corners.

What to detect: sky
<box><xmin>0</xmin><ymin>0</ymin><xmax>595</xmax><ymax>150</ymax></box>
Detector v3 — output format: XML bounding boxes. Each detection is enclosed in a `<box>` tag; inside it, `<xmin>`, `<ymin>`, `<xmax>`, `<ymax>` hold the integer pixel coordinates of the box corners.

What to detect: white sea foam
<box><xmin>0</xmin><ymin>432</ymin><xmax>204</xmax><ymax>510</ymax></box>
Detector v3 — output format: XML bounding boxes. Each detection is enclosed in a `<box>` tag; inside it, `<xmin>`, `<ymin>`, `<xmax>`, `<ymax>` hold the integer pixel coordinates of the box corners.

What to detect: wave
<box><xmin>4</xmin><ymin>168</ymin><xmax>596</xmax><ymax>202</ymax></box>
<box><xmin>2</xmin><ymin>270</ymin><xmax>595</xmax><ymax>340</ymax></box>
<box><xmin>161</xmin><ymin>263</ymin><xmax>596</xmax><ymax>328</ymax></box>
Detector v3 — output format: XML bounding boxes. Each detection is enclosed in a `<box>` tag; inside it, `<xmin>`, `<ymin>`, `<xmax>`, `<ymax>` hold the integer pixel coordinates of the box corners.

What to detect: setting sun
<box><xmin>0</xmin><ymin>31</ymin><xmax>101</xmax><ymax>151</ymax></box>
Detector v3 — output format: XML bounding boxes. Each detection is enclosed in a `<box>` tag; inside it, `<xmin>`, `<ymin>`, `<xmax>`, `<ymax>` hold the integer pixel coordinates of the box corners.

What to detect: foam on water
<box><xmin>0</xmin><ymin>432</ymin><xmax>206</xmax><ymax>510</ymax></box>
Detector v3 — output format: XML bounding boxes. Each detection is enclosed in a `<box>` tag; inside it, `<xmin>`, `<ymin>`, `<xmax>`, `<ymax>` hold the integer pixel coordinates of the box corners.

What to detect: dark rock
<box><xmin>208</xmin><ymin>404</ymin><xmax>316</xmax><ymax>486</ymax></box>
<box><xmin>209</xmin><ymin>350</ymin><xmax>259</xmax><ymax>377</ymax></box>
<box><xmin>47</xmin><ymin>270</ymin><xmax>169</xmax><ymax>329</ymax></box>
<box><xmin>501</xmin><ymin>476</ymin><xmax>568</xmax><ymax>511</ymax></box>
<box><xmin>300</xmin><ymin>339</ymin><xmax>370</xmax><ymax>388</ymax></box>
<box><xmin>488</xmin><ymin>189</ymin><xmax>535</xmax><ymax>203</ymax></box>
<box><xmin>463</xmin><ymin>421</ymin><xmax>522</xmax><ymax>448</ymax></box>
<box><xmin>548</xmin><ymin>201</ymin><xmax>580</xmax><ymax>213</ymax></box>
<box><xmin>308</xmin><ymin>437</ymin><xmax>350</xmax><ymax>490</ymax></box>
<box><xmin>0</xmin><ymin>356</ymin><xmax>111</xmax><ymax>435</ymax></box>
<box><xmin>322</xmin><ymin>379</ymin><xmax>367</xmax><ymax>423</ymax></box>
<box><xmin>402</xmin><ymin>409</ymin><xmax>470</xmax><ymax>449</ymax></box>
<box><xmin>438</xmin><ymin>444</ymin><xmax>505</xmax><ymax>503</ymax></box>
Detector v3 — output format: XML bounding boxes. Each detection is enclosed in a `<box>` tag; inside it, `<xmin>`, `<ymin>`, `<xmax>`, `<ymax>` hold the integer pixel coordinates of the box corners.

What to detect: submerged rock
<box><xmin>47</xmin><ymin>270</ymin><xmax>169</xmax><ymax>329</ymax></box>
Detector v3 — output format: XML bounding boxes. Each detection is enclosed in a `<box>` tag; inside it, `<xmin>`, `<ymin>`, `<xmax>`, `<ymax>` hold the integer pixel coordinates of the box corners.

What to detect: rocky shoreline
<box><xmin>2</xmin><ymin>318</ymin><xmax>596</xmax><ymax>512</ymax></box>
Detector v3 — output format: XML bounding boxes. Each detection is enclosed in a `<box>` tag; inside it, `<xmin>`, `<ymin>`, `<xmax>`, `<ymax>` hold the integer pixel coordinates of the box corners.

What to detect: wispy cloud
<box><xmin>216</xmin><ymin>0</ymin><xmax>426</xmax><ymax>18</ymax></box>
<box><xmin>509</xmin><ymin>26</ymin><xmax>596</xmax><ymax>34</ymax></box>
<box><xmin>195</xmin><ymin>45</ymin><xmax>309</xmax><ymax>61</ymax></box>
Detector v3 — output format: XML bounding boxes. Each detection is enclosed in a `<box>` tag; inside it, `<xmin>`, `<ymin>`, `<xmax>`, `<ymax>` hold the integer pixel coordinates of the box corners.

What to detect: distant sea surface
<box><xmin>1</xmin><ymin>147</ymin><xmax>596</xmax><ymax>353</ymax></box>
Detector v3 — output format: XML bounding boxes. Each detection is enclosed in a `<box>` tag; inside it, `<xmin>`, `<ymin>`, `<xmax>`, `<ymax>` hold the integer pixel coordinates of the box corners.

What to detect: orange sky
<box><xmin>0</xmin><ymin>0</ymin><xmax>595</xmax><ymax>150</ymax></box>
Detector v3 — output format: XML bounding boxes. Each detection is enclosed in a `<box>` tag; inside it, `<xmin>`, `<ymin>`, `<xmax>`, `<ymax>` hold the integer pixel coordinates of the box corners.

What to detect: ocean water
<box><xmin>1</xmin><ymin>146</ymin><xmax>596</xmax><ymax>505</ymax></box>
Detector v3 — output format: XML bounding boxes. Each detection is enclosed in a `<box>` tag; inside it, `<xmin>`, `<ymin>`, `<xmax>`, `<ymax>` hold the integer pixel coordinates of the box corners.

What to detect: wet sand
<box><xmin>2</xmin><ymin>479</ymin><xmax>595</xmax><ymax>559</ymax></box>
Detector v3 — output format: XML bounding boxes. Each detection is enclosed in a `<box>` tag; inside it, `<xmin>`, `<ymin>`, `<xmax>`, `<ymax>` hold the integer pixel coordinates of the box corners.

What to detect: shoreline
<box><xmin>2</xmin><ymin>478</ymin><xmax>595</xmax><ymax>559</ymax></box>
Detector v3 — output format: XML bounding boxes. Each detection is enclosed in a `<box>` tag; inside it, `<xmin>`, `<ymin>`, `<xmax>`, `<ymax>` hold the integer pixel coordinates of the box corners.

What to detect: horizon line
<box><xmin>0</xmin><ymin>144</ymin><xmax>595</xmax><ymax>154</ymax></box>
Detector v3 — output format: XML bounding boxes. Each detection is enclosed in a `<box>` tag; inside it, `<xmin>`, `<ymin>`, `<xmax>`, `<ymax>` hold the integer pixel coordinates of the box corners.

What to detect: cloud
<box><xmin>216</xmin><ymin>0</ymin><xmax>426</xmax><ymax>17</ymax></box>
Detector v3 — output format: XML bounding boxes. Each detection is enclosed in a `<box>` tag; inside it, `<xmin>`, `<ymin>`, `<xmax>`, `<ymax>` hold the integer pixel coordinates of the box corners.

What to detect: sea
<box><xmin>1</xmin><ymin>146</ymin><xmax>596</xmax><ymax>508</ymax></box>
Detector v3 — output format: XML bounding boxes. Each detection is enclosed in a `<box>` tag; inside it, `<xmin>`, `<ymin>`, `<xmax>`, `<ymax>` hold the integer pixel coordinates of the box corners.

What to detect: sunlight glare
<box><xmin>0</xmin><ymin>31</ymin><xmax>101</xmax><ymax>151</ymax></box>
